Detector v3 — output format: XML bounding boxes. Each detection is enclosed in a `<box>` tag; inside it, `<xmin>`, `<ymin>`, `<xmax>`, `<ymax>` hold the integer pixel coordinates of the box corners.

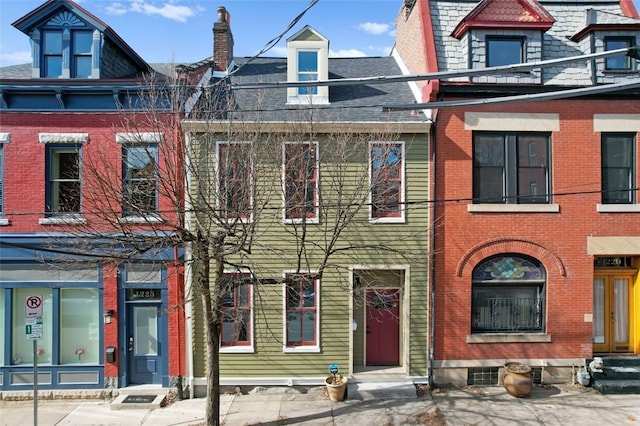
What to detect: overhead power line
<box><xmin>230</xmin><ymin>47</ymin><xmax>638</xmax><ymax>90</ymax></box>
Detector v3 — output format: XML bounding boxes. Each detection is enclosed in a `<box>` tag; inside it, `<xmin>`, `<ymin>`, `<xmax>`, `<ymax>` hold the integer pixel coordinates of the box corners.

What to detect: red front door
<box><xmin>366</xmin><ymin>289</ymin><xmax>400</xmax><ymax>365</ymax></box>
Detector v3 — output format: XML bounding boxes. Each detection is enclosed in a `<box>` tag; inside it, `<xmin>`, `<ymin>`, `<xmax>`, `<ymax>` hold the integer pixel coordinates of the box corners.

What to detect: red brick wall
<box><xmin>433</xmin><ymin>99</ymin><xmax>640</xmax><ymax>361</ymax></box>
<box><xmin>2</xmin><ymin>111</ymin><xmax>185</xmax><ymax>382</ymax></box>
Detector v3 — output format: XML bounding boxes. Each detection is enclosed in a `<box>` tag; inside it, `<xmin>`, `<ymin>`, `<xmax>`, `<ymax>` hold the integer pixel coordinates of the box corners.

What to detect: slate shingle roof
<box><xmin>218</xmin><ymin>56</ymin><xmax>424</xmax><ymax>123</ymax></box>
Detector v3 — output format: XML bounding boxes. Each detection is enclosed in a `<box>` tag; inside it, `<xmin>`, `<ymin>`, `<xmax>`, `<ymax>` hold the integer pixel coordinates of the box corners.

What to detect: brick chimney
<box><xmin>213</xmin><ymin>6</ymin><xmax>234</xmax><ymax>72</ymax></box>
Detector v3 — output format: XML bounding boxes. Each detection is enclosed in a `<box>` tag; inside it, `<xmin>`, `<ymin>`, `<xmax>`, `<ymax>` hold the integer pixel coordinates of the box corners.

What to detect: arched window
<box><xmin>472</xmin><ymin>254</ymin><xmax>546</xmax><ymax>333</ymax></box>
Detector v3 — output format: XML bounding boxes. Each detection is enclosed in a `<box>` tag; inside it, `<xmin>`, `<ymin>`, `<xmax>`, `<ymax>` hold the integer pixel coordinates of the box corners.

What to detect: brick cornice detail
<box><xmin>456</xmin><ymin>237</ymin><xmax>566</xmax><ymax>277</ymax></box>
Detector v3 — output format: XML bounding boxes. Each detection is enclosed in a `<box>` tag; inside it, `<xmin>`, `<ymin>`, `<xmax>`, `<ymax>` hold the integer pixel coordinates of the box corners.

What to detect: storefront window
<box><xmin>12</xmin><ymin>288</ymin><xmax>53</xmax><ymax>365</ymax></box>
<box><xmin>60</xmin><ymin>288</ymin><xmax>99</xmax><ymax>364</ymax></box>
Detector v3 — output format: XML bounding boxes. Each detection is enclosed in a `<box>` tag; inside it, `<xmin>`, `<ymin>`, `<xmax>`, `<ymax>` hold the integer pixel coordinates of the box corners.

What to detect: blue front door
<box><xmin>127</xmin><ymin>303</ymin><xmax>162</xmax><ymax>384</ymax></box>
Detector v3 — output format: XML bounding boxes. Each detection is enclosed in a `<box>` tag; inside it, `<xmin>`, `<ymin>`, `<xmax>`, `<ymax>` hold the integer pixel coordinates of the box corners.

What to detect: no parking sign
<box><xmin>25</xmin><ymin>294</ymin><xmax>44</xmax><ymax>318</ymax></box>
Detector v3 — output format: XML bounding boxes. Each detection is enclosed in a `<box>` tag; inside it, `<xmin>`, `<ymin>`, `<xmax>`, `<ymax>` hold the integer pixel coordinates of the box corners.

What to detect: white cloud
<box><xmin>105</xmin><ymin>2</ymin><xmax>128</xmax><ymax>15</ymax></box>
<box><xmin>105</xmin><ymin>1</ymin><xmax>201</xmax><ymax>23</ymax></box>
<box><xmin>130</xmin><ymin>1</ymin><xmax>198</xmax><ymax>23</ymax></box>
<box><xmin>0</xmin><ymin>51</ymin><xmax>31</xmax><ymax>65</ymax></box>
<box><xmin>329</xmin><ymin>49</ymin><xmax>366</xmax><ymax>58</ymax></box>
<box><xmin>356</xmin><ymin>22</ymin><xmax>391</xmax><ymax>36</ymax></box>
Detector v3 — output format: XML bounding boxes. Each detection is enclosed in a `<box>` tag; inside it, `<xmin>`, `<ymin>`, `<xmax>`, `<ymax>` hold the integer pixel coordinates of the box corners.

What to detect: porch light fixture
<box><xmin>104</xmin><ymin>309</ymin><xmax>115</xmax><ymax>324</ymax></box>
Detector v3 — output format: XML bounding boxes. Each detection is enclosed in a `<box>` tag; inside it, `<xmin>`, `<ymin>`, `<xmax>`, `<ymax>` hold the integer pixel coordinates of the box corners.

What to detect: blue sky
<box><xmin>1</xmin><ymin>0</ymin><xmax>639</xmax><ymax>67</ymax></box>
<box><xmin>0</xmin><ymin>0</ymin><xmax>401</xmax><ymax>66</ymax></box>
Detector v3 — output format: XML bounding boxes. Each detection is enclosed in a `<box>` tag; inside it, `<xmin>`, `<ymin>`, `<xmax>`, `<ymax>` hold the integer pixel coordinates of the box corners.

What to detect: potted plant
<box><xmin>325</xmin><ymin>364</ymin><xmax>347</xmax><ymax>401</ymax></box>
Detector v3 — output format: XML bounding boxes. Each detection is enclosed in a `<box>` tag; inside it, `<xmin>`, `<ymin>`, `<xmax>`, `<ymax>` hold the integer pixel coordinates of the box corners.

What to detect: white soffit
<box><xmin>464</xmin><ymin>112</ymin><xmax>560</xmax><ymax>131</ymax></box>
<box><xmin>587</xmin><ymin>236</ymin><xmax>640</xmax><ymax>255</ymax></box>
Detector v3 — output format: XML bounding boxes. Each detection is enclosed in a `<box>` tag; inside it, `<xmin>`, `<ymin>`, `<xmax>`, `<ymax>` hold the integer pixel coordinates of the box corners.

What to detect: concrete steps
<box><xmin>590</xmin><ymin>356</ymin><xmax>640</xmax><ymax>394</ymax></box>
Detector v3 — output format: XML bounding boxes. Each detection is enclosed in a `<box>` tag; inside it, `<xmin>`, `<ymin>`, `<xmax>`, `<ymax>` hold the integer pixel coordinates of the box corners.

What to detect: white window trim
<box><xmin>117</xmin><ymin>215</ymin><xmax>163</xmax><ymax>224</ymax></box>
<box><xmin>116</xmin><ymin>132</ymin><xmax>163</xmax><ymax>144</ymax></box>
<box><xmin>286</xmin><ymin>28</ymin><xmax>330</xmax><ymax>105</ymax></box>
<box><xmin>39</xmin><ymin>215</ymin><xmax>88</xmax><ymax>225</ymax></box>
<box><xmin>282</xmin><ymin>141</ymin><xmax>320</xmax><ymax>224</ymax></box>
<box><xmin>216</xmin><ymin>141</ymin><xmax>254</xmax><ymax>224</ymax></box>
<box><xmin>368</xmin><ymin>141</ymin><xmax>406</xmax><ymax>224</ymax></box>
<box><xmin>39</xmin><ymin>133</ymin><xmax>89</xmax><ymax>144</ymax></box>
<box><xmin>220</xmin><ymin>270</ymin><xmax>255</xmax><ymax>354</ymax></box>
<box><xmin>283</xmin><ymin>270</ymin><xmax>321</xmax><ymax>353</ymax></box>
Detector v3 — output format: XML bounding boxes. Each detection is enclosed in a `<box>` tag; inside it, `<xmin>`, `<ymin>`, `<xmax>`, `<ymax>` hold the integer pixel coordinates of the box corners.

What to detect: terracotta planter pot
<box><xmin>325</xmin><ymin>375</ymin><xmax>347</xmax><ymax>401</ymax></box>
<box><xmin>502</xmin><ymin>362</ymin><xmax>533</xmax><ymax>398</ymax></box>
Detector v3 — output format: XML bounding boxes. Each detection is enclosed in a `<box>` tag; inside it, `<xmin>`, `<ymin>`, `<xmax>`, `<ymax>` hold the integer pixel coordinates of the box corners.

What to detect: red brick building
<box><xmin>394</xmin><ymin>0</ymin><xmax>640</xmax><ymax>385</ymax></box>
<box><xmin>0</xmin><ymin>0</ymin><xmax>185</xmax><ymax>391</ymax></box>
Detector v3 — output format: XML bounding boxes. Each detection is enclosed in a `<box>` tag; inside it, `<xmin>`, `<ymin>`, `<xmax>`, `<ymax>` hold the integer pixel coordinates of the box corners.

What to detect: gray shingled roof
<box><xmin>220</xmin><ymin>55</ymin><xmax>424</xmax><ymax>123</ymax></box>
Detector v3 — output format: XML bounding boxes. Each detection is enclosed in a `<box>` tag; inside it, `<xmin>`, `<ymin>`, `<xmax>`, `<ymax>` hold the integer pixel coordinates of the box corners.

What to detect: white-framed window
<box><xmin>283</xmin><ymin>141</ymin><xmax>319</xmax><ymax>223</ymax></box>
<box><xmin>46</xmin><ymin>145</ymin><xmax>81</xmax><ymax>216</ymax></box>
<box><xmin>217</xmin><ymin>141</ymin><xmax>253</xmax><ymax>221</ymax></box>
<box><xmin>220</xmin><ymin>273</ymin><xmax>254</xmax><ymax>353</ymax></box>
<box><xmin>284</xmin><ymin>273</ymin><xmax>320</xmax><ymax>352</ymax></box>
<box><xmin>369</xmin><ymin>141</ymin><xmax>405</xmax><ymax>222</ymax></box>
<box><xmin>297</xmin><ymin>50</ymin><xmax>319</xmax><ymax>95</ymax></box>
<box><xmin>123</xmin><ymin>144</ymin><xmax>158</xmax><ymax>216</ymax></box>
<box><xmin>286</xmin><ymin>26</ymin><xmax>329</xmax><ymax>104</ymax></box>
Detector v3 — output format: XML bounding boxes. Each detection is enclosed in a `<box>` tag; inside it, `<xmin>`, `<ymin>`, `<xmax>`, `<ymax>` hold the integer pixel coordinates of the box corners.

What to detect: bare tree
<box><xmin>46</xmin><ymin>69</ymin><xmax>425</xmax><ymax>425</ymax></box>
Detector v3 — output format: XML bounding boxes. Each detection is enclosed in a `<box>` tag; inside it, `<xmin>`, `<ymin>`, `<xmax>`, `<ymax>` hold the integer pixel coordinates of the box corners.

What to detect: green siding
<box><xmin>189</xmin><ymin>132</ymin><xmax>430</xmax><ymax>379</ymax></box>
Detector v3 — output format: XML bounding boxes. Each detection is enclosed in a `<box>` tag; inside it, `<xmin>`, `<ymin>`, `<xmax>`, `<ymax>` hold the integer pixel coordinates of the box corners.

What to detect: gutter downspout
<box><xmin>183</xmin><ymin>131</ymin><xmax>195</xmax><ymax>399</ymax></box>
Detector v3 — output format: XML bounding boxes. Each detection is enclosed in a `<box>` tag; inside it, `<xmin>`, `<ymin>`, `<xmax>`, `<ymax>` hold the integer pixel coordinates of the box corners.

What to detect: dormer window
<box><xmin>42</xmin><ymin>29</ymin><xmax>93</xmax><ymax>78</ymax></box>
<box><xmin>604</xmin><ymin>36</ymin><xmax>634</xmax><ymax>70</ymax></box>
<box><xmin>43</xmin><ymin>31</ymin><xmax>63</xmax><ymax>77</ymax></box>
<box><xmin>286</xmin><ymin>26</ymin><xmax>329</xmax><ymax>105</ymax></box>
<box><xmin>486</xmin><ymin>36</ymin><xmax>525</xmax><ymax>67</ymax></box>
<box><xmin>297</xmin><ymin>51</ymin><xmax>319</xmax><ymax>95</ymax></box>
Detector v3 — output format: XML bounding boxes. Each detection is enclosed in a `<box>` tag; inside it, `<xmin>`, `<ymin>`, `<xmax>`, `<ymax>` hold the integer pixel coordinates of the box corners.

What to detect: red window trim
<box><xmin>285</xmin><ymin>274</ymin><xmax>317</xmax><ymax>346</ymax></box>
<box><xmin>218</xmin><ymin>142</ymin><xmax>252</xmax><ymax>219</ymax></box>
<box><xmin>220</xmin><ymin>273</ymin><xmax>252</xmax><ymax>346</ymax></box>
<box><xmin>370</xmin><ymin>142</ymin><xmax>403</xmax><ymax>219</ymax></box>
<box><xmin>284</xmin><ymin>142</ymin><xmax>318</xmax><ymax>220</ymax></box>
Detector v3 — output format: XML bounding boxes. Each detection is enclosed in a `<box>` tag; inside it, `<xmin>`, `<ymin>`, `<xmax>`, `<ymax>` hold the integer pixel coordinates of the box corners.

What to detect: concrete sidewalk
<box><xmin>0</xmin><ymin>383</ymin><xmax>638</xmax><ymax>425</ymax></box>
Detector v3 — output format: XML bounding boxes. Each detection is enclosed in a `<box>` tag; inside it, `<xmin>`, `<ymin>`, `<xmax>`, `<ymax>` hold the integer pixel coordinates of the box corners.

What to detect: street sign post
<box><xmin>25</xmin><ymin>294</ymin><xmax>43</xmax><ymax>426</ymax></box>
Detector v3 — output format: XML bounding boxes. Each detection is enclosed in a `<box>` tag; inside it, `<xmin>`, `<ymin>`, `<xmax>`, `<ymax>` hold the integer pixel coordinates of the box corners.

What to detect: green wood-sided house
<box><xmin>180</xmin><ymin>7</ymin><xmax>432</xmax><ymax>395</ymax></box>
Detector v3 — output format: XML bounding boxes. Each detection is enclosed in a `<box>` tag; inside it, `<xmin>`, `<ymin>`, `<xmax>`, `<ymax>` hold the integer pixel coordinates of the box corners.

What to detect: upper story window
<box><xmin>286</xmin><ymin>26</ymin><xmax>329</xmax><ymax>104</ymax></box>
<box><xmin>283</xmin><ymin>142</ymin><xmax>318</xmax><ymax>222</ymax></box>
<box><xmin>46</xmin><ymin>145</ymin><xmax>81</xmax><ymax>215</ymax></box>
<box><xmin>602</xmin><ymin>133</ymin><xmax>635</xmax><ymax>204</ymax></box>
<box><xmin>73</xmin><ymin>31</ymin><xmax>93</xmax><ymax>78</ymax></box>
<box><xmin>43</xmin><ymin>31</ymin><xmax>63</xmax><ymax>78</ymax></box>
<box><xmin>42</xmin><ymin>30</ymin><xmax>93</xmax><ymax>78</ymax></box>
<box><xmin>473</xmin><ymin>132</ymin><xmax>550</xmax><ymax>204</ymax></box>
<box><xmin>123</xmin><ymin>145</ymin><xmax>158</xmax><ymax>216</ymax></box>
<box><xmin>486</xmin><ymin>36</ymin><xmax>525</xmax><ymax>67</ymax></box>
<box><xmin>604</xmin><ymin>36</ymin><xmax>635</xmax><ymax>71</ymax></box>
<box><xmin>217</xmin><ymin>142</ymin><xmax>252</xmax><ymax>220</ymax></box>
<box><xmin>472</xmin><ymin>254</ymin><xmax>546</xmax><ymax>333</ymax></box>
<box><xmin>370</xmin><ymin>142</ymin><xmax>405</xmax><ymax>221</ymax></box>
<box><xmin>297</xmin><ymin>51</ymin><xmax>319</xmax><ymax>95</ymax></box>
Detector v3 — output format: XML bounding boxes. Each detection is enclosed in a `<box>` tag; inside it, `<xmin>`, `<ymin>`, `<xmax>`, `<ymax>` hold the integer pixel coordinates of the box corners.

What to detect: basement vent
<box><xmin>467</xmin><ymin>367</ymin><xmax>543</xmax><ymax>386</ymax></box>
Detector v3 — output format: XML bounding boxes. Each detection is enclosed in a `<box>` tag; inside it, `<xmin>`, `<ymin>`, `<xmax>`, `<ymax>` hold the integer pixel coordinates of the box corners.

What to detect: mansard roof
<box><xmin>452</xmin><ymin>0</ymin><xmax>555</xmax><ymax>39</ymax></box>
<box><xmin>571</xmin><ymin>8</ymin><xmax>640</xmax><ymax>41</ymax></box>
